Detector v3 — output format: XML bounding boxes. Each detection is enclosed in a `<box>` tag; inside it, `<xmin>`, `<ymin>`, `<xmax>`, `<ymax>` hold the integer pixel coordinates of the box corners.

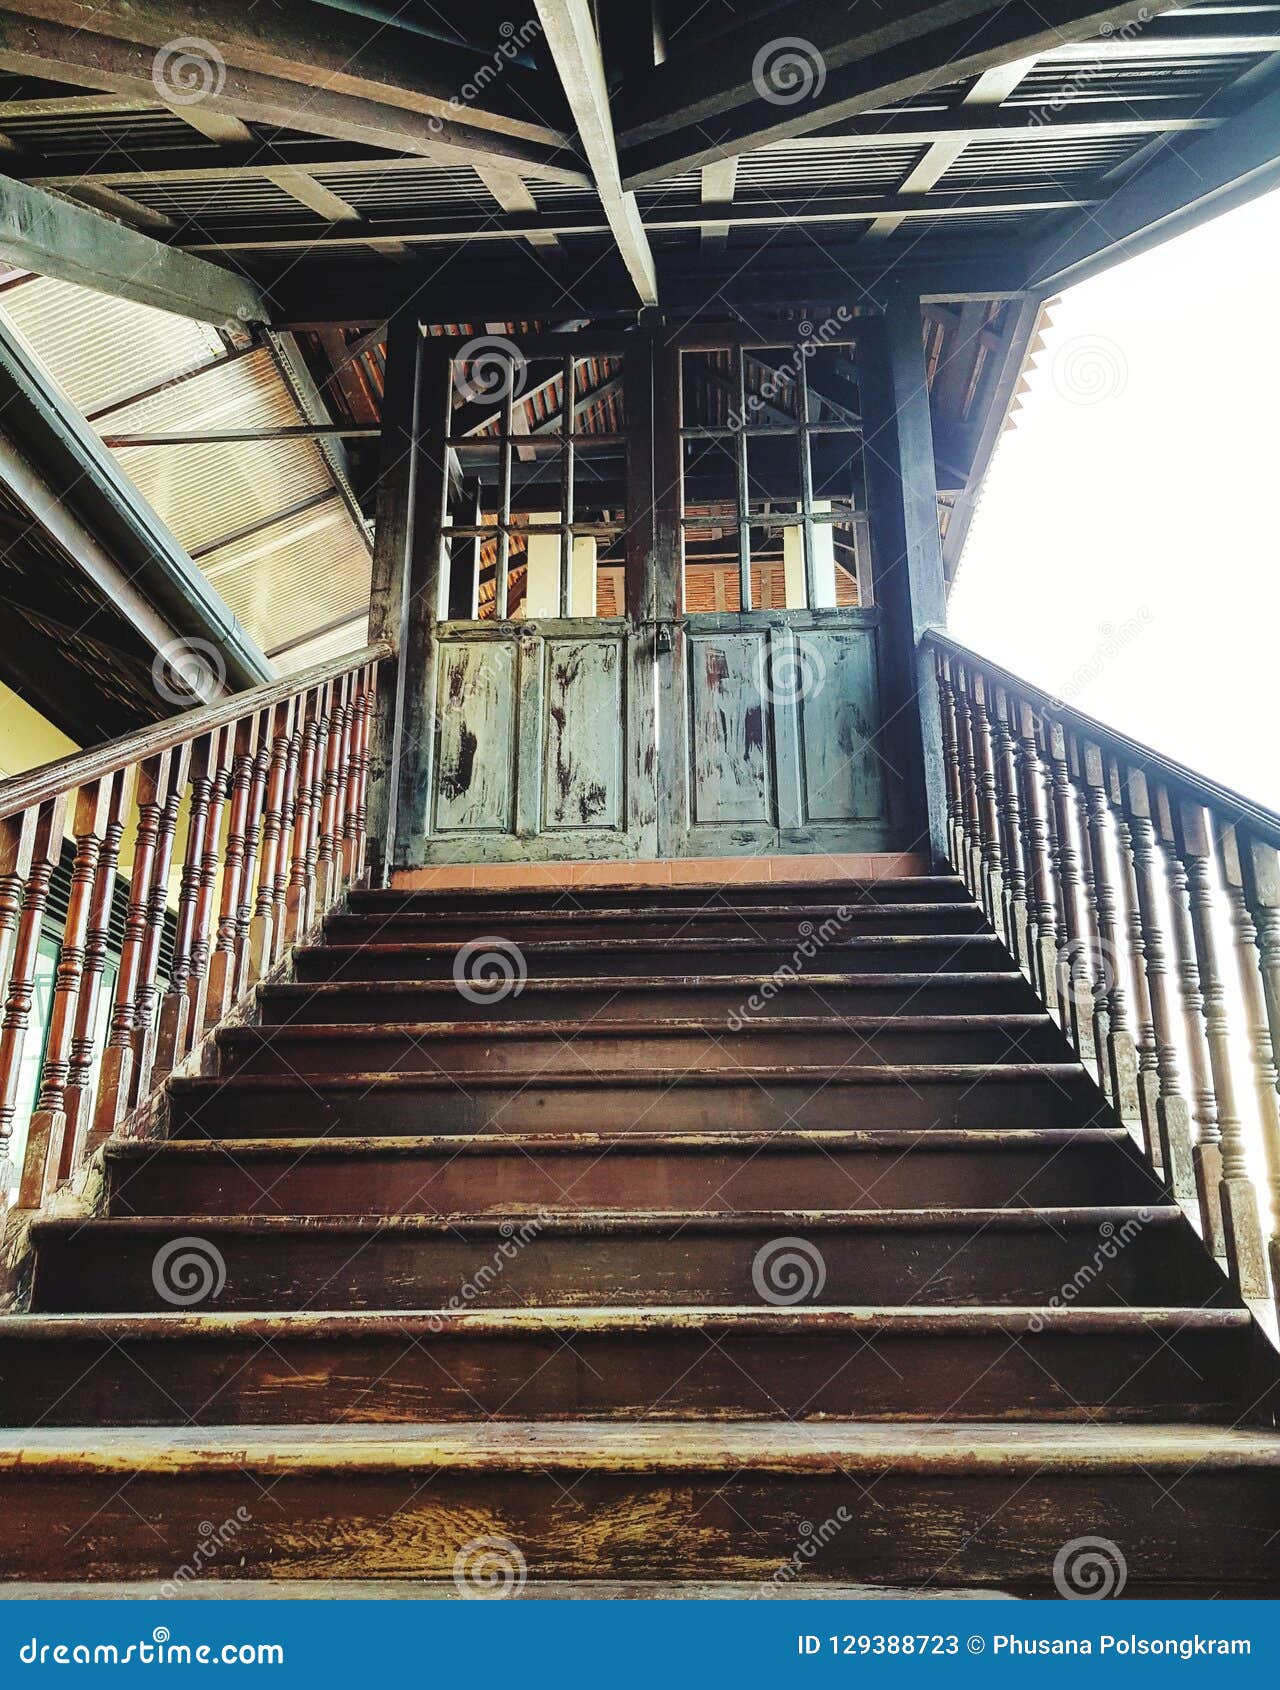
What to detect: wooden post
<box><xmin>859</xmin><ymin>292</ymin><xmax>949</xmax><ymax>864</ymax></box>
<box><xmin>365</xmin><ymin>309</ymin><xmax>423</xmax><ymax>885</ymax></box>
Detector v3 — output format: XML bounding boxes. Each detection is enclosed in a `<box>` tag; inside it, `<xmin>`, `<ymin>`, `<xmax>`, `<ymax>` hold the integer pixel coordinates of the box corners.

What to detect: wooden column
<box><xmin>859</xmin><ymin>290</ymin><xmax>949</xmax><ymax>864</ymax></box>
<box><xmin>393</xmin><ymin>342</ymin><xmax>455</xmax><ymax>868</ymax></box>
<box><xmin>365</xmin><ymin>310</ymin><xmax>423</xmax><ymax>885</ymax></box>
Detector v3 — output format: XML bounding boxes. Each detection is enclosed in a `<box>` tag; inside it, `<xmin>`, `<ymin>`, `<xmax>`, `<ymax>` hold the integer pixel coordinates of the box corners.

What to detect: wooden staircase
<box><xmin>4</xmin><ymin>872</ymin><xmax>1280</xmax><ymax>1594</ymax></box>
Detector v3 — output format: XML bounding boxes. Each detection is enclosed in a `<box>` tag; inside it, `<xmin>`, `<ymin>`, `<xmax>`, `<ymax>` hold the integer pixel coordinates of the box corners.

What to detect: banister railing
<box><xmin>0</xmin><ymin>642</ymin><xmax>389</xmax><ymax>1217</ymax></box>
<box><xmin>925</xmin><ymin>630</ymin><xmax>1280</xmax><ymax>1328</ymax></box>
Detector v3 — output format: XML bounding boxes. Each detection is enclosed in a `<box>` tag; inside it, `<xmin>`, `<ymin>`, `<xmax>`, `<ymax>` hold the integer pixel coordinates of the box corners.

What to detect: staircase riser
<box><xmin>170</xmin><ymin>1075</ymin><xmax>1105</xmax><ymax>1138</ymax></box>
<box><xmin>2</xmin><ymin>1468</ymin><xmax>1276</xmax><ymax>1589</ymax></box>
<box><xmin>324</xmin><ymin>910</ymin><xmax>989</xmax><ymax>944</ymax></box>
<box><xmin>3</xmin><ymin>1330</ymin><xmax>1264</xmax><ymax>1426</ymax></box>
<box><xmin>294</xmin><ymin>941</ymin><xmax>1006</xmax><ymax>983</ymax></box>
<box><xmin>347</xmin><ymin>882</ymin><xmax>971</xmax><ymax>915</ymax></box>
<box><xmin>219</xmin><ymin>1025</ymin><xmax>1066</xmax><ymax>1078</ymax></box>
<box><xmin>260</xmin><ymin>979</ymin><xmax>1041</xmax><ymax>1025</ymax></box>
<box><xmin>31</xmin><ymin>1224</ymin><xmax>1226</xmax><ymax>1313</ymax></box>
<box><xmin>108</xmin><ymin>1144</ymin><xmax>1160</xmax><ymax>1217</ymax></box>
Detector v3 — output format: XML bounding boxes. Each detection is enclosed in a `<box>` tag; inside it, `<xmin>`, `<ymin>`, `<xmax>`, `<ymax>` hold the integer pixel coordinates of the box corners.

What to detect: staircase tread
<box><xmin>301</xmin><ymin>935</ymin><xmax>1004</xmax><ymax>954</ymax></box>
<box><xmin>106</xmin><ymin>1125</ymin><xmax>1135</xmax><ymax>1157</ymax></box>
<box><xmin>263</xmin><ymin>971</ymin><xmax>1027</xmax><ymax>995</ymax></box>
<box><xmin>224</xmin><ymin>1013</ymin><xmax>1055</xmax><ymax>1040</ymax></box>
<box><xmin>35</xmin><ymin>1204</ymin><xmax>1178</xmax><ymax>1236</ymax></box>
<box><xmin>0</xmin><ymin>1305</ymin><xmax>1249</xmax><ymax>1340</ymax></box>
<box><xmin>172</xmin><ymin>1062</ymin><xmax>1091</xmax><ymax>1091</ymax></box>
<box><xmin>5</xmin><ymin>1421</ymin><xmax>1278</xmax><ymax>1474</ymax></box>
<box><xmin>333</xmin><ymin>902</ymin><xmax>976</xmax><ymax>921</ymax></box>
<box><xmin>351</xmin><ymin>877</ymin><xmax>964</xmax><ymax>902</ymax></box>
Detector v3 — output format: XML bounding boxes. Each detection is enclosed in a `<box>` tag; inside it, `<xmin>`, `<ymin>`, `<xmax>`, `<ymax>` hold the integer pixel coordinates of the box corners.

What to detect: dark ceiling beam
<box><xmin>1026</xmin><ymin>75</ymin><xmax>1280</xmax><ymax>292</ymax></box>
<box><xmin>180</xmin><ymin>187</ymin><xmax>1091</xmax><ymax>252</ymax></box>
<box><xmin>0</xmin><ymin>12</ymin><xmax>587</xmax><ymax>184</ymax></box>
<box><xmin>617</xmin><ymin>2</ymin><xmax>1184</xmax><ymax>188</ymax></box>
<box><xmin>533</xmin><ymin>0</ymin><xmax>658</xmax><ymax>305</ymax></box>
<box><xmin>0</xmin><ymin>170</ymin><xmax>269</xmax><ymax>324</ymax></box>
<box><xmin>0</xmin><ymin>0</ymin><xmax>571</xmax><ymax>146</ymax></box>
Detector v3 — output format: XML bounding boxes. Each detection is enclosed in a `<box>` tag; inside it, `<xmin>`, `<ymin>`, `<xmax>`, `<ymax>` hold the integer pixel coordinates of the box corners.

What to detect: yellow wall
<box><xmin>0</xmin><ymin>682</ymin><xmax>79</xmax><ymax>779</ymax></box>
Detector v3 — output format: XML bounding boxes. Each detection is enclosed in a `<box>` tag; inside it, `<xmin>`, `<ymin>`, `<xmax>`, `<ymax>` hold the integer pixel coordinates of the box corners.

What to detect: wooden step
<box><xmin>2</xmin><ymin>1422</ymin><xmax>1277</xmax><ymax>1589</ymax></box>
<box><xmin>293</xmin><ymin>934</ymin><xmax>1008</xmax><ymax>983</ymax></box>
<box><xmin>169</xmin><ymin>1063</ymin><xmax>1105</xmax><ymax>1139</ymax></box>
<box><xmin>259</xmin><ymin>971</ymin><xmax>1042</xmax><ymax>1025</ymax></box>
<box><xmin>324</xmin><ymin>904</ymin><xmax>989</xmax><ymax>944</ymax></box>
<box><xmin>348</xmin><ymin>877</ymin><xmax>971</xmax><ymax>915</ymax></box>
<box><xmin>1</xmin><ymin>1307</ymin><xmax>1268</xmax><ymax>1428</ymax></box>
<box><xmin>29</xmin><ymin>1206</ymin><xmax>1228</xmax><ymax>1313</ymax></box>
<box><xmin>216</xmin><ymin>1015</ymin><xmax>1067</xmax><ymax>1079</ymax></box>
<box><xmin>104</xmin><ymin>1127</ymin><xmax>1160</xmax><ymax>1217</ymax></box>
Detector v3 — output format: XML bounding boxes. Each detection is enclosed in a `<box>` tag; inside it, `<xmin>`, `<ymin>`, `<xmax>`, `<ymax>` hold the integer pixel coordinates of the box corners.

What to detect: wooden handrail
<box><xmin>0</xmin><ymin>645</ymin><xmax>388</xmax><ymax>1217</ymax></box>
<box><xmin>0</xmin><ymin>643</ymin><xmax>391</xmax><ymax>822</ymax></box>
<box><xmin>924</xmin><ymin>629</ymin><xmax>1280</xmax><ymax>849</ymax></box>
<box><xmin>927</xmin><ymin>632</ymin><xmax>1280</xmax><ymax>1333</ymax></box>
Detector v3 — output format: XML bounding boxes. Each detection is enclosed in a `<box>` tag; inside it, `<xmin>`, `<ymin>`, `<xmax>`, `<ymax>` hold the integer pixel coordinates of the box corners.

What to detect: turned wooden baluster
<box><xmin>315</xmin><ymin>674</ymin><xmax>352</xmax><ymax>915</ymax></box>
<box><xmin>1044</xmin><ymin>719</ymin><xmax>1096</xmax><ymax>1068</ymax></box>
<box><xmin>344</xmin><ymin>668</ymin><xmax>374</xmax><ymax>885</ymax></box>
<box><xmin>153</xmin><ymin>732</ymin><xmax>220</xmax><ymax>1079</ymax></box>
<box><xmin>1068</xmin><ymin>734</ymin><xmax>1111</xmax><ymax>1095</ymax></box>
<box><xmin>934</xmin><ymin>652</ymin><xmax>966</xmax><ymax>879</ymax></box>
<box><xmin>233</xmin><ymin>708</ymin><xmax>273</xmax><ymax>999</ymax></box>
<box><xmin>1155</xmin><ymin>785</ymin><xmax>1221</xmax><ymax>1237</ymax></box>
<box><xmin>967</xmin><ymin>672</ymin><xmax>1008</xmax><ymax>948</ymax></box>
<box><xmin>184</xmin><ymin>724</ymin><xmax>232</xmax><ymax>1056</ymax></box>
<box><xmin>1107</xmin><ymin>754</ymin><xmax>1161</xmax><ymax>1167</ymax></box>
<box><xmin>949</xmin><ymin>658</ymin><xmax>983</xmax><ymax>900</ymax></box>
<box><xmin>0</xmin><ymin>810</ymin><xmax>39</xmax><ymax>997</ymax></box>
<box><xmin>285</xmin><ymin>687</ymin><xmax>325</xmax><ymax>947</ymax></box>
<box><xmin>20</xmin><ymin>781</ymin><xmax>116</xmax><ymax>1206</ymax></box>
<box><xmin>129</xmin><ymin>744</ymin><xmax>190</xmax><ymax>1109</ymax></box>
<box><xmin>269</xmin><ymin>701</ymin><xmax>305</xmax><ymax>968</ymax></box>
<box><xmin>247</xmin><ymin>696</ymin><xmax>299</xmax><ymax>983</ymax></box>
<box><xmin>1078</xmin><ymin>742</ymin><xmax>1140</xmax><ymax>1123</ymax></box>
<box><xmin>0</xmin><ymin>796</ymin><xmax>67</xmax><ymax>1194</ymax></box>
<box><xmin>1121</xmin><ymin>767</ymin><xmax>1196</xmax><ymax>1202</ymax></box>
<box><xmin>61</xmin><ymin>767</ymin><xmax>135</xmax><ymax>1168</ymax></box>
<box><xmin>1014</xmin><ymin>698</ymin><xmax>1059</xmax><ymax>1010</ymax></box>
<box><xmin>1214</xmin><ymin>826</ymin><xmax>1276</xmax><ymax>1304</ymax></box>
<box><xmin>205</xmin><ymin>714</ymin><xmax>261</xmax><ymax>1031</ymax></box>
<box><xmin>990</xmin><ymin>684</ymin><xmax>1032</xmax><ymax>976</ymax></box>
<box><xmin>303</xmin><ymin>682</ymin><xmax>338</xmax><ymax>927</ymax></box>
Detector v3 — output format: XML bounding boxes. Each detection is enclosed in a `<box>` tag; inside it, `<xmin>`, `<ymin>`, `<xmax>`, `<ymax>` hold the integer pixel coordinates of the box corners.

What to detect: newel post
<box><xmin>859</xmin><ymin>288</ymin><xmax>949</xmax><ymax>865</ymax></box>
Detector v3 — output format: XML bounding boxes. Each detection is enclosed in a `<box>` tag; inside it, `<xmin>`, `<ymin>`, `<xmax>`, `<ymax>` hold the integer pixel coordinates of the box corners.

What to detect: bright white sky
<box><xmin>949</xmin><ymin>184</ymin><xmax>1280</xmax><ymax>811</ymax></box>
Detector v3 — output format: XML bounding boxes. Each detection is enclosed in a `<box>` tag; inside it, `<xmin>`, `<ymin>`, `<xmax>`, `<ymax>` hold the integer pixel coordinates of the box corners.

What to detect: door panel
<box><xmin>686</xmin><ymin>629</ymin><xmax>772</xmax><ymax>827</ymax></box>
<box><xmin>542</xmin><ymin>634</ymin><xmax>626</xmax><ymax>832</ymax></box>
<box><xmin>432</xmin><ymin>640</ymin><xmax>518</xmax><ymax>835</ymax></box>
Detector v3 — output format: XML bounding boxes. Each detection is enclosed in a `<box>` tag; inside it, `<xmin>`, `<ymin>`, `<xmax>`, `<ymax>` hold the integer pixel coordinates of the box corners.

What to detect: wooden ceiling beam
<box><xmin>618</xmin><ymin>2</ymin><xmax>1190</xmax><ymax>188</ymax></box>
<box><xmin>0</xmin><ymin>171</ymin><xmax>268</xmax><ymax>324</ymax></box>
<box><xmin>0</xmin><ymin>0</ymin><xmax>571</xmax><ymax>146</ymax></box>
<box><xmin>180</xmin><ymin>187</ymin><xmax>1092</xmax><ymax>252</ymax></box>
<box><xmin>532</xmin><ymin>0</ymin><xmax>657</xmax><ymax>305</ymax></box>
<box><xmin>0</xmin><ymin>11</ymin><xmax>588</xmax><ymax>184</ymax></box>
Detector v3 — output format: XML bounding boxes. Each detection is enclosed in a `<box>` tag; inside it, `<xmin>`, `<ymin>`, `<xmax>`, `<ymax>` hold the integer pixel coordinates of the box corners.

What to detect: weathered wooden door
<box><xmin>654</xmin><ymin>332</ymin><xmax>898</xmax><ymax>858</ymax></box>
<box><xmin>411</xmin><ymin>334</ymin><xmax>657</xmax><ymax>866</ymax></box>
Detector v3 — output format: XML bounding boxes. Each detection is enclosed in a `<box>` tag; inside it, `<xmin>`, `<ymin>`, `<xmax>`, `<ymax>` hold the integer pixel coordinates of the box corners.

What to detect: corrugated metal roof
<box><xmin>0</xmin><ymin>275</ymin><xmax>372</xmax><ymax>677</ymax></box>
